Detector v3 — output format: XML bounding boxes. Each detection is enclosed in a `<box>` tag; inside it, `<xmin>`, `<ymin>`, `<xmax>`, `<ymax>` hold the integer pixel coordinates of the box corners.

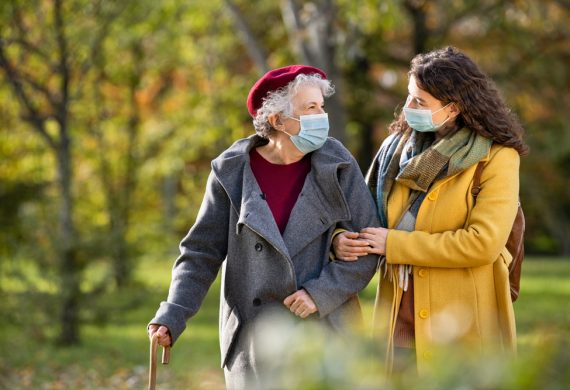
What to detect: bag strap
<box><xmin>471</xmin><ymin>161</ymin><xmax>486</xmax><ymax>200</ymax></box>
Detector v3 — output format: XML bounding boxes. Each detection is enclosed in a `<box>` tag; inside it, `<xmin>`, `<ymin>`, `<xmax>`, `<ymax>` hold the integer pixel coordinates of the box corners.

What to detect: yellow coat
<box><xmin>373</xmin><ymin>144</ymin><xmax>519</xmax><ymax>373</ymax></box>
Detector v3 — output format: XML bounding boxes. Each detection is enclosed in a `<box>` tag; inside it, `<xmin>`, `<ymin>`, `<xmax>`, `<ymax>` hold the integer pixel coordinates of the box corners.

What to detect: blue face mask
<box><xmin>403</xmin><ymin>95</ymin><xmax>452</xmax><ymax>132</ymax></box>
<box><xmin>286</xmin><ymin>113</ymin><xmax>329</xmax><ymax>153</ymax></box>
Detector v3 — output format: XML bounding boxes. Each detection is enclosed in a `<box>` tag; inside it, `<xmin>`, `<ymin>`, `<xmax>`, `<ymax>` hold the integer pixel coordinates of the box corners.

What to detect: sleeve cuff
<box><xmin>329</xmin><ymin>228</ymin><xmax>348</xmax><ymax>261</ymax></box>
<box><xmin>148</xmin><ymin>301</ymin><xmax>189</xmax><ymax>346</ymax></box>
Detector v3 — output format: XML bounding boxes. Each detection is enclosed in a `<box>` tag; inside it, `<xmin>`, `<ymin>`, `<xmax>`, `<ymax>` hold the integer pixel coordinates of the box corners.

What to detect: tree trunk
<box><xmin>280</xmin><ymin>0</ymin><xmax>346</xmax><ymax>142</ymax></box>
<box><xmin>55</xmin><ymin>129</ymin><xmax>81</xmax><ymax>345</ymax></box>
<box><xmin>112</xmin><ymin>43</ymin><xmax>144</xmax><ymax>288</ymax></box>
<box><xmin>224</xmin><ymin>0</ymin><xmax>269</xmax><ymax>74</ymax></box>
<box><xmin>162</xmin><ymin>174</ymin><xmax>178</xmax><ymax>233</ymax></box>
<box><xmin>53</xmin><ymin>0</ymin><xmax>83</xmax><ymax>345</ymax></box>
<box><xmin>404</xmin><ymin>0</ymin><xmax>430</xmax><ymax>55</ymax></box>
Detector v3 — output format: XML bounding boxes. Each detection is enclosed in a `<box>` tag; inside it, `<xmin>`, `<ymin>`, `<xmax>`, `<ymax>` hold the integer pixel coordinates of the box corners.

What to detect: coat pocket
<box><xmin>220</xmin><ymin>305</ymin><xmax>241</xmax><ymax>368</ymax></box>
<box><xmin>494</xmin><ymin>247</ymin><xmax>512</xmax><ymax>294</ymax></box>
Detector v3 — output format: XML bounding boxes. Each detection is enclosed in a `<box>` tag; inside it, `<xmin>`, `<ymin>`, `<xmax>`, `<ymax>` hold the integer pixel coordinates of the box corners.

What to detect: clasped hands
<box><xmin>284</xmin><ymin>227</ymin><xmax>389</xmax><ymax>318</ymax></box>
<box><xmin>333</xmin><ymin>227</ymin><xmax>388</xmax><ymax>261</ymax></box>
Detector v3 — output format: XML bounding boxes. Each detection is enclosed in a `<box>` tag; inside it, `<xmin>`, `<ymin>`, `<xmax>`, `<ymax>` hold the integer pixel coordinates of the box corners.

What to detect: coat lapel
<box><xmin>214</xmin><ymin>135</ymin><xmax>352</xmax><ymax>261</ymax></box>
<box><xmin>237</xmin><ymin>164</ymin><xmax>290</xmax><ymax>259</ymax></box>
<box><xmin>283</xmin><ymin>148</ymin><xmax>351</xmax><ymax>259</ymax></box>
<box><xmin>214</xmin><ymin>135</ymin><xmax>290</xmax><ymax>258</ymax></box>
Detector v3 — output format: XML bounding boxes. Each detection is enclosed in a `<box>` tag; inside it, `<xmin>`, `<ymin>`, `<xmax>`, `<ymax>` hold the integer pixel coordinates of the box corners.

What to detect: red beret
<box><xmin>246</xmin><ymin>65</ymin><xmax>327</xmax><ymax>117</ymax></box>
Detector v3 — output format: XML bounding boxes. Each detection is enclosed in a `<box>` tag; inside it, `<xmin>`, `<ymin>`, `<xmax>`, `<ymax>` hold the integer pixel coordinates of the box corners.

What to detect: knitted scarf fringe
<box><xmin>378</xmin><ymin>256</ymin><xmax>413</xmax><ymax>291</ymax></box>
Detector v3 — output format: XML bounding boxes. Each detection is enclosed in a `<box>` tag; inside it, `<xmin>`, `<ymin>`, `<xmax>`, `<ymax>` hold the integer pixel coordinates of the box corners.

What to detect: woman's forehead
<box><xmin>292</xmin><ymin>85</ymin><xmax>324</xmax><ymax>104</ymax></box>
<box><xmin>407</xmin><ymin>76</ymin><xmax>437</xmax><ymax>103</ymax></box>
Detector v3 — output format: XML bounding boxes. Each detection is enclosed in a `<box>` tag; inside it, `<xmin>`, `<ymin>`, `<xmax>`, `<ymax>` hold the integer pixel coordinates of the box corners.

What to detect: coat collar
<box><xmin>213</xmin><ymin>135</ymin><xmax>352</xmax><ymax>259</ymax></box>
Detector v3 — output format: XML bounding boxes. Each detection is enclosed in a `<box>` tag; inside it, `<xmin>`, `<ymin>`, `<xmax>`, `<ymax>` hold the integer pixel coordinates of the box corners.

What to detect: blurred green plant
<box><xmin>0</xmin><ymin>0</ymin><xmax>568</xmax><ymax>353</ymax></box>
<box><xmin>0</xmin><ymin>257</ymin><xmax>568</xmax><ymax>389</ymax></box>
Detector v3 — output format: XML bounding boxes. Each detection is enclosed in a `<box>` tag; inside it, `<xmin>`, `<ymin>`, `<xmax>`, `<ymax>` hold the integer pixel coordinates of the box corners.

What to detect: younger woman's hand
<box><xmin>333</xmin><ymin>231</ymin><xmax>371</xmax><ymax>261</ymax></box>
<box><xmin>359</xmin><ymin>227</ymin><xmax>388</xmax><ymax>255</ymax></box>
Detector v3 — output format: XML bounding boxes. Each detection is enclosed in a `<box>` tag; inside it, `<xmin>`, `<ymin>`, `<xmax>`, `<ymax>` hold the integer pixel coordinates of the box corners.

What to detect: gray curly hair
<box><xmin>253</xmin><ymin>73</ymin><xmax>334</xmax><ymax>138</ymax></box>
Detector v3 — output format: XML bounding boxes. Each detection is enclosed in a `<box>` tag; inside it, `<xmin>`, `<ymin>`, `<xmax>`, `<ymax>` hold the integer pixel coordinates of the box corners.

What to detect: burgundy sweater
<box><xmin>249</xmin><ymin>148</ymin><xmax>311</xmax><ymax>234</ymax></box>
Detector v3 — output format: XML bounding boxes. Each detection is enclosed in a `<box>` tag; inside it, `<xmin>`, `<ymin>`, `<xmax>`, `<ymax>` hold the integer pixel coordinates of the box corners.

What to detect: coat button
<box><xmin>422</xmin><ymin>351</ymin><xmax>433</xmax><ymax>360</ymax></box>
<box><xmin>418</xmin><ymin>268</ymin><xmax>427</xmax><ymax>278</ymax></box>
<box><xmin>255</xmin><ymin>243</ymin><xmax>263</xmax><ymax>252</ymax></box>
<box><xmin>419</xmin><ymin>309</ymin><xmax>429</xmax><ymax>319</ymax></box>
<box><xmin>253</xmin><ymin>298</ymin><xmax>261</xmax><ymax>306</ymax></box>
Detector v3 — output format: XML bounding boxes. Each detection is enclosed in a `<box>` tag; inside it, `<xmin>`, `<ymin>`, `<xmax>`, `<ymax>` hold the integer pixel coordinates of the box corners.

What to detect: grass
<box><xmin>0</xmin><ymin>256</ymin><xmax>569</xmax><ymax>389</ymax></box>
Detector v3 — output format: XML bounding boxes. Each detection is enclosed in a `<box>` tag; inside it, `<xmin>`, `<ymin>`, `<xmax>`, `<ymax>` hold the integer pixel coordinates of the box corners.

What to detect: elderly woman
<box><xmin>334</xmin><ymin>47</ymin><xmax>528</xmax><ymax>374</ymax></box>
<box><xmin>148</xmin><ymin>65</ymin><xmax>379</xmax><ymax>389</ymax></box>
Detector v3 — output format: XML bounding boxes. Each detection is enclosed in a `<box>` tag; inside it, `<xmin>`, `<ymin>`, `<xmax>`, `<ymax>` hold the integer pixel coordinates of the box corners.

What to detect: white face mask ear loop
<box><xmin>437</xmin><ymin>115</ymin><xmax>450</xmax><ymax>128</ymax></box>
<box><xmin>278</xmin><ymin>113</ymin><xmax>297</xmax><ymax>137</ymax></box>
<box><xmin>437</xmin><ymin>102</ymin><xmax>454</xmax><ymax>126</ymax></box>
<box><xmin>425</xmin><ymin>100</ymin><xmax>446</xmax><ymax>124</ymax></box>
<box><xmin>447</xmin><ymin>102</ymin><xmax>459</xmax><ymax>121</ymax></box>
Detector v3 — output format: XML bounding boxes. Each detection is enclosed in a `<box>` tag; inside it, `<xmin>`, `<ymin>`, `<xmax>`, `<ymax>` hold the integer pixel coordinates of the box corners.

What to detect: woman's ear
<box><xmin>449</xmin><ymin>103</ymin><xmax>460</xmax><ymax>119</ymax></box>
<box><xmin>268</xmin><ymin>113</ymin><xmax>283</xmax><ymax>130</ymax></box>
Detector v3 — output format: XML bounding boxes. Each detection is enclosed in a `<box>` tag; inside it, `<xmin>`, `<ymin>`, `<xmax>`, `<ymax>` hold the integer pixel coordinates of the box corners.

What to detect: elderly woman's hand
<box><xmin>148</xmin><ymin>324</ymin><xmax>172</xmax><ymax>347</ymax></box>
<box><xmin>332</xmin><ymin>231</ymin><xmax>371</xmax><ymax>261</ymax></box>
<box><xmin>283</xmin><ymin>289</ymin><xmax>317</xmax><ymax>318</ymax></box>
<box><xmin>359</xmin><ymin>227</ymin><xmax>389</xmax><ymax>255</ymax></box>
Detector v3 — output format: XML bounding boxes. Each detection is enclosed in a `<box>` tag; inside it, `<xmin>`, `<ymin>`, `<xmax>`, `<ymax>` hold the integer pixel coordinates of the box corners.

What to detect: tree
<box><xmin>84</xmin><ymin>1</ymin><xmax>180</xmax><ymax>288</ymax></box>
<box><xmin>224</xmin><ymin>0</ymin><xmax>347</xmax><ymax>141</ymax></box>
<box><xmin>0</xmin><ymin>0</ymin><xmax>82</xmax><ymax>344</ymax></box>
<box><xmin>1</xmin><ymin>2</ymin><xmax>568</xmax><ymax>354</ymax></box>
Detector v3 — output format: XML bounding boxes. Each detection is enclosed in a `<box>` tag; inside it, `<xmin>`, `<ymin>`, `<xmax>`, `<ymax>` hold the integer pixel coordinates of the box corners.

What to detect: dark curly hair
<box><xmin>389</xmin><ymin>46</ymin><xmax>529</xmax><ymax>155</ymax></box>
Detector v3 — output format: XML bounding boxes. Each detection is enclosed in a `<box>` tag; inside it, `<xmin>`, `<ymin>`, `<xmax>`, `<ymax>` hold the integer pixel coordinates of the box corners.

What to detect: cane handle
<box><xmin>149</xmin><ymin>332</ymin><xmax>171</xmax><ymax>390</ymax></box>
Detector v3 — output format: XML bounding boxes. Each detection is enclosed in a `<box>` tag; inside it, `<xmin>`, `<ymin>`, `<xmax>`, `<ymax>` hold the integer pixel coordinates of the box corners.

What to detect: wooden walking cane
<box><xmin>149</xmin><ymin>332</ymin><xmax>171</xmax><ymax>390</ymax></box>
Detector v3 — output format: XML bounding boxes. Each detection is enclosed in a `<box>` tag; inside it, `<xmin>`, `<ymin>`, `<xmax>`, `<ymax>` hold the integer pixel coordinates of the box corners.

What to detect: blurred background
<box><xmin>0</xmin><ymin>0</ymin><xmax>569</xmax><ymax>388</ymax></box>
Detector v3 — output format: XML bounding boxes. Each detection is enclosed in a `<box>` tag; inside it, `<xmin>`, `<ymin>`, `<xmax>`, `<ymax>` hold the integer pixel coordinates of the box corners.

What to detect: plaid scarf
<box><xmin>366</xmin><ymin>128</ymin><xmax>492</xmax><ymax>289</ymax></box>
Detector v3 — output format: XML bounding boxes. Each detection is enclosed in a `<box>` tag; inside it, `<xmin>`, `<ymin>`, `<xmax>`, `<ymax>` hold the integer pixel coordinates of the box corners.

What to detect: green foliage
<box><xmin>0</xmin><ymin>0</ymin><xmax>568</xmax><ymax>351</ymax></box>
<box><xmin>1</xmin><ymin>257</ymin><xmax>569</xmax><ymax>389</ymax></box>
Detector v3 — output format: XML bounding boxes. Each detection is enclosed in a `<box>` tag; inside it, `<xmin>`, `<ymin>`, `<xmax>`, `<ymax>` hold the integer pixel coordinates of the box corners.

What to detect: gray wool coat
<box><xmin>150</xmin><ymin>135</ymin><xmax>379</xmax><ymax>388</ymax></box>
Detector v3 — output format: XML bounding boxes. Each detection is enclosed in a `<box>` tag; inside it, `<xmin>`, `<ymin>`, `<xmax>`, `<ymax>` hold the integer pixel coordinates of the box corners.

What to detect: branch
<box><xmin>304</xmin><ymin>0</ymin><xmax>336</xmax><ymax>70</ymax></box>
<box><xmin>53</xmin><ymin>0</ymin><xmax>70</xmax><ymax>127</ymax></box>
<box><xmin>403</xmin><ymin>0</ymin><xmax>430</xmax><ymax>54</ymax></box>
<box><xmin>0</xmin><ymin>38</ymin><xmax>57</xmax><ymax>149</ymax></box>
<box><xmin>432</xmin><ymin>0</ymin><xmax>506</xmax><ymax>39</ymax></box>
<box><xmin>11</xmin><ymin>5</ymin><xmax>28</xmax><ymax>42</ymax></box>
<box><xmin>0</xmin><ymin>38</ymin><xmax>57</xmax><ymax>103</ymax></box>
<box><xmin>19</xmin><ymin>69</ymin><xmax>57</xmax><ymax>101</ymax></box>
<box><xmin>73</xmin><ymin>1</ymin><xmax>128</xmax><ymax>100</ymax></box>
<box><xmin>280</xmin><ymin>0</ymin><xmax>315</xmax><ymax>64</ymax></box>
<box><xmin>223</xmin><ymin>0</ymin><xmax>269</xmax><ymax>74</ymax></box>
<box><xmin>493</xmin><ymin>31</ymin><xmax>568</xmax><ymax>82</ymax></box>
<box><xmin>140</xmin><ymin>126</ymin><xmax>178</xmax><ymax>161</ymax></box>
<box><xmin>4</xmin><ymin>37</ymin><xmax>51</xmax><ymax>63</ymax></box>
<box><xmin>553</xmin><ymin>0</ymin><xmax>570</xmax><ymax>12</ymax></box>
